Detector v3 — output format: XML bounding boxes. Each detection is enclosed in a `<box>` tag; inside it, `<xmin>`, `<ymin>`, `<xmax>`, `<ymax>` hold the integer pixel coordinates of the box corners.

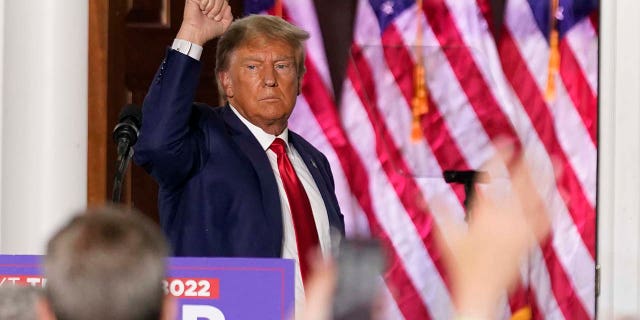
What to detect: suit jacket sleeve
<box><xmin>318</xmin><ymin>152</ymin><xmax>345</xmax><ymax>235</ymax></box>
<box><xmin>133</xmin><ymin>49</ymin><xmax>208</xmax><ymax>188</ymax></box>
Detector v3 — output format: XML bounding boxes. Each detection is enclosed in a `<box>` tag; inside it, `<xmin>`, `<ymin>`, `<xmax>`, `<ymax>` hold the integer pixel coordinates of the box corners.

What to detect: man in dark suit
<box><xmin>133</xmin><ymin>0</ymin><xmax>345</xmax><ymax>309</ymax></box>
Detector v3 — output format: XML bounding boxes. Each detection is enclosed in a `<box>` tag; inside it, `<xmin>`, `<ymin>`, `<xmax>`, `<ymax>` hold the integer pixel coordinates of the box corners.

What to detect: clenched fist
<box><xmin>177</xmin><ymin>0</ymin><xmax>233</xmax><ymax>45</ymax></box>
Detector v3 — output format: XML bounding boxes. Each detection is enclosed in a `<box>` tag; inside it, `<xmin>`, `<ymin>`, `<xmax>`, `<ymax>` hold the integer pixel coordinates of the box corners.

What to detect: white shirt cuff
<box><xmin>171</xmin><ymin>39</ymin><xmax>203</xmax><ymax>61</ymax></box>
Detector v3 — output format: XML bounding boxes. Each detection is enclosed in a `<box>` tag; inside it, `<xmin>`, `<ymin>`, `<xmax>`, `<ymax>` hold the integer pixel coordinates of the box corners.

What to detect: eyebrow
<box><xmin>241</xmin><ymin>55</ymin><xmax>294</xmax><ymax>62</ymax></box>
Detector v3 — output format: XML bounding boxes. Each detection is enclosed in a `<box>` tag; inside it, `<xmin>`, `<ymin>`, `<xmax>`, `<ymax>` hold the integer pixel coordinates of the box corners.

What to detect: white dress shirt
<box><xmin>229</xmin><ymin>105</ymin><xmax>331</xmax><ymax>312</ymax></box>
<box><xmin>171</xmin><ymin>38</ymin><xmax>203</xmax><ymax>60</ymax></box>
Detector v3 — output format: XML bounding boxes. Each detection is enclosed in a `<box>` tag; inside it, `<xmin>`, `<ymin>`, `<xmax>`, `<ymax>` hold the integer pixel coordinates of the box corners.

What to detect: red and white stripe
<box><xmin>266</xmin><ymin>0</ymin><xmax>597</xmax><ymax>318</ymax></box>
<box><xmin>278</xmin><ymin>1</ymin><xmax>451</xmax><ymax>318</ymax></box>
<box><xmin>498</xmin><ymin>0</ymin><xmax>597</xmax><ymax>318</ymax></box>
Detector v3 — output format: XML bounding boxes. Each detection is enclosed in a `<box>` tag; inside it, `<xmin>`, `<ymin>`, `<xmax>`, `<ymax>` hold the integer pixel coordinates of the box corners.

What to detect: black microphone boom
<box><xmin>112</xmin><ymin>104</ymin><xmax>142</xmax><ymax>203</ymax></box>
<box><xmin>443</xmin><ymin>170</ymin><xmax>490</xmax><ymax>217</ymax></box>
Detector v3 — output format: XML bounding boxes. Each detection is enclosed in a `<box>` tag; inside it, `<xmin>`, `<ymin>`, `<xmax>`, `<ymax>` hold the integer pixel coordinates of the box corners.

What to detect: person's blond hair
<box><xmin>215</xmin><ymin>14</ymin><xmax>309</xmax><ymax>82</ymax></box>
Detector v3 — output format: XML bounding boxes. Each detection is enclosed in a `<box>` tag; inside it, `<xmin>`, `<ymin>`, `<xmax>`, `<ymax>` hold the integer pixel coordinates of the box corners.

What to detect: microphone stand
<box><xmin>112</xmin><ymin>138</ymin><xmax>134</xmax><ymax>203</ymax></box>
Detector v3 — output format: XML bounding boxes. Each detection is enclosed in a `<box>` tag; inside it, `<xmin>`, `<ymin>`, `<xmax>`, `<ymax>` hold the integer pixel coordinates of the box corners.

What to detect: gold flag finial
<box><xmin>545</xmin><ymin>0</ymin><xmax>560</xmax><ymax>102</ymax></box>
<box><xmin>411</xmin><ymin>0</ymin><xmax>429</xmax><ymax>142</ymax></box>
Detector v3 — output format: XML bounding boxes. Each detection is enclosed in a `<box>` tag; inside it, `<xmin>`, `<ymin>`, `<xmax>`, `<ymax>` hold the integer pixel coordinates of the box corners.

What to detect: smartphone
<box><xmin>331</xmin><ymin>238</ymin><xmax>385</xmax><ymax>320</ymax></box>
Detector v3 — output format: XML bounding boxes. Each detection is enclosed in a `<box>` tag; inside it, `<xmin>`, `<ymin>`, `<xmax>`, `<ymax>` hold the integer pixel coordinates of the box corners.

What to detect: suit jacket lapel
<box><xmin>222</xmin><ymin>106</ymin><xmax>283</xmax><ymax>249</ymax></box>
<box><xmin>289</xmin><ymin>133</ymin><xmax>343</xmax><ymax>232</ymax></box>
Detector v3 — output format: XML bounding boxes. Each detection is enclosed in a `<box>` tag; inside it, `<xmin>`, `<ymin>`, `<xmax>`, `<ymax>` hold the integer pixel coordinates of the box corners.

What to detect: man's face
<box><xmin>220</xmin><ymin>37</ymin><xmax>300</xmax><ymax>135</ymax></box>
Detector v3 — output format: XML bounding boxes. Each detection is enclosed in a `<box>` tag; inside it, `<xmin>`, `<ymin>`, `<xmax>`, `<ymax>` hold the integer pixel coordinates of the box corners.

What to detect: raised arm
<box><xmin>133</xmin><ymin>0</ymin><xmax>232</xmax><ymax>187</ymax></box>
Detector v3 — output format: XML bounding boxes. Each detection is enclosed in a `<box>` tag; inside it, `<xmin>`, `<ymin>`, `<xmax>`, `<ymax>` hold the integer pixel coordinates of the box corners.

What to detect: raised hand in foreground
<box><xmin>437</xmin><ymin>145</ymin><xmax>552</xmax><ymax>319</ymax></box>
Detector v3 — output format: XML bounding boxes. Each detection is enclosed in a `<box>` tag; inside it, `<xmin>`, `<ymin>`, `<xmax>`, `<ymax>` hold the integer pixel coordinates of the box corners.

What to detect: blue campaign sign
<box><xmin>0</xmin><ymin>255</ymin><xmax>295</xmax><ymax>320</ymax></box>
<box><xmin>168</xmin><ymin>257</ymin><xmax>295</xmax><ymax>320</ymax></box>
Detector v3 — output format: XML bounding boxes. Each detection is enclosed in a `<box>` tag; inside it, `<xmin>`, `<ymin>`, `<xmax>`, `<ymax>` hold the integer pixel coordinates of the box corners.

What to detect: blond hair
<box><xmin>215</xmin><ymin>14</ymin><xmax>309</xmax><ymax>78</ymax></box>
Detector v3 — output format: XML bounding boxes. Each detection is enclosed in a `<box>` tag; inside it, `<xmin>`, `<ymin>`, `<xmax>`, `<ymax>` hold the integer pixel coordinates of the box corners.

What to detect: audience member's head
<box><xmin>39</xmin><ymin>206</ymin><xmax>171</xmax><ymax>320</ymax></box>
<box><xmin>0</xmin><ymin>285</ymin><xmax>40</xmax><ymax>320</ymax></box>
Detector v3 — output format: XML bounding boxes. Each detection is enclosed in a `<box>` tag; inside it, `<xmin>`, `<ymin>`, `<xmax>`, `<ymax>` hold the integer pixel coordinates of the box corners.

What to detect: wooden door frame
<box><xmin>88</xmin><ymin>0</ymin><xmax>128</xmax><ymax>206</ymax></box>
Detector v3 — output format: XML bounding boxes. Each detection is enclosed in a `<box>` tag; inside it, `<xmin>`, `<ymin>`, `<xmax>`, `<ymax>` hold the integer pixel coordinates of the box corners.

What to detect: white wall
<box><xmin>598</xmin><ymin>0</ymin><xmax>640</xmax><ymax>318</ymax></box>
<box><xmin>0</xmin><ymin>0</ymin><xmax>4</xmax><ymax>251</ymax></box>
<box><xmin>0</xmin><ymin>0</ymin><xmax>88</xmax><ymax>254</ymax></box>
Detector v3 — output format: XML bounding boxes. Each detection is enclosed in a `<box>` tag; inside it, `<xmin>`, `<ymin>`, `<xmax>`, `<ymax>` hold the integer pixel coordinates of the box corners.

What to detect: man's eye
<box><xmin>275</xmin><ymin>64</ymin><xmax>290</xmax><ymax>70</ymax></box>
<box><xmin>246</xmin><ymin>65</ymin><xmax>257</xmax><ymax>70</ymax></box>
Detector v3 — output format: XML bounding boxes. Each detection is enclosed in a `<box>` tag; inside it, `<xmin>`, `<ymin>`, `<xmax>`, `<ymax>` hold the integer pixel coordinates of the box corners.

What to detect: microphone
<box><xmin>443</xmin><ymin>170</ymin><xmax>490</xmax><ymax>218</ymax></box>
<box><xmin>443</xmin><ymin>170</ymin><xmax>489</xmax><ymax>184</ymax></box>
<box><xmin>113</xmin><ymin>104</ymin><xmax>142</xmax><ymax>157</ymax></box>
<box><xmin>112</xmin><ymin>104</ymin><xmax>142</xmax><ymax>203</ymax></box>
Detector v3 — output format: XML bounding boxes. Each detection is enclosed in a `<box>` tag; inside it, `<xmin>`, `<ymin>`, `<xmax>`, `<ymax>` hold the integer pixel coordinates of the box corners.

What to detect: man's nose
<box><xmin>263</xmin><ymin>67</ymin><xmax>277</xmax><ymax>87</ymax></box>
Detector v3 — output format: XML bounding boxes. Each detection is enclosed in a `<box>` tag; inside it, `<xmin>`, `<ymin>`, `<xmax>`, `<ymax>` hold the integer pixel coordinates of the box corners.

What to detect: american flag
<box><xmin>245</xmin><ymin>0</ymin><xmax>598</xmax><ymax>319</ymax></box>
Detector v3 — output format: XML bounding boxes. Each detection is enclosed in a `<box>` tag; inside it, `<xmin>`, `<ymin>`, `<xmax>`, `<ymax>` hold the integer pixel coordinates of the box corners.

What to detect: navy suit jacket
<box><xmin>134</xmin><ymin>49</ymin><xmax>345</xmax><ymax>257</ymax></box>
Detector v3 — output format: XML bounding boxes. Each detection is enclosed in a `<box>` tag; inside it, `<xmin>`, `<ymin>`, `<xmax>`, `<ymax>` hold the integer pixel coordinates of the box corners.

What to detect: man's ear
<box><xmin>218</xmin><ymin>71</ymin><xmax>234</xmax><ymax>98</ymax></box>
<box><xmin>36</xmin><ymin>297</ymin><xmax>57</xmax><ymax>320</ymax></box>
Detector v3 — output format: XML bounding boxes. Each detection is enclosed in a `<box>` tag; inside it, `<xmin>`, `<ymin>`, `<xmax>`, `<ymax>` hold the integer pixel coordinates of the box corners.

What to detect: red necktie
<box><xmin>269</xmin><ymin>138</ymin><xmax>320</xmax><ymax>283</ymax></box>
